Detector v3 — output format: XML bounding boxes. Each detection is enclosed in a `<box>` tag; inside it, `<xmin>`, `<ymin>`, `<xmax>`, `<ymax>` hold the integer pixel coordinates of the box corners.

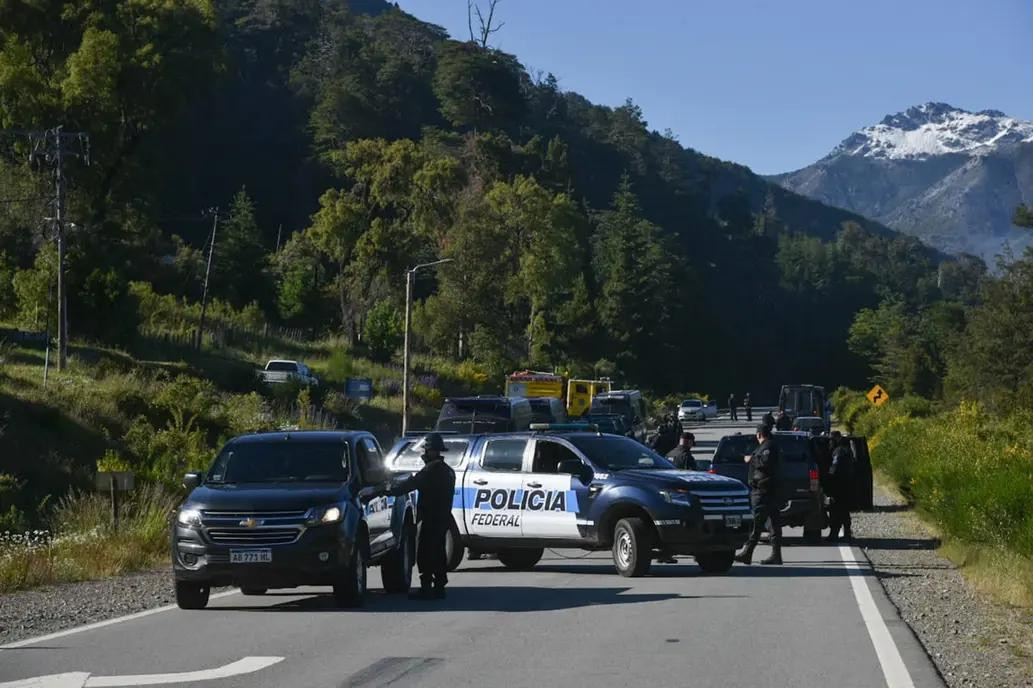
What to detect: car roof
<box><xmin>266</xmin><ymin>359</ymin><xmax>298</xmax><ymax>364</ymax></box>
<box><xmin>229</xmin><ymin>431</ymin><xmax>368</xmax><ymax>444</ymax></box>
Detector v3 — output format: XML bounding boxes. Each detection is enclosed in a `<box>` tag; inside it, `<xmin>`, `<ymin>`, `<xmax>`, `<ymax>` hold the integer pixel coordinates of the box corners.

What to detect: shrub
<box><xmin>364</xmin><ymin>300</ymin><xmax>403</xmax><ymax>363</ymax></box>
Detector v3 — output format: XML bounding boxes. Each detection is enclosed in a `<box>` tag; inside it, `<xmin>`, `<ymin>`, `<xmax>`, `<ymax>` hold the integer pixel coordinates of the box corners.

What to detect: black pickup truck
<box><xmin>171</xmin><ymin>431</ymin><xmax>415</xmax><ymax>609</ymax></box>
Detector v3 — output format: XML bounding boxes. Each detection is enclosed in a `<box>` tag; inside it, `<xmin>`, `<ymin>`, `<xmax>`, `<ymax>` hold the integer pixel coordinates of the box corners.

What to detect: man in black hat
<box><xmin>734</xmin><ymin>424</ymin><xmax>783</xmax><ymax>565</ymax></box>
<box><xmin>666</xmin><ymin>431</ymin><xmax>698</xmax><ymax>471</ymax></box>
<box><xmin>366</xmin><ymin>433</ymin><xmax>456</xmax><ymax>599</ymax></box>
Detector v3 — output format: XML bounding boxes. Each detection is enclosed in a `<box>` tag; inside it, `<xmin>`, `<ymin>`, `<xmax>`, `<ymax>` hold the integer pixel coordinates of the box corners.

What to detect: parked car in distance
<box><xmin>678</xmin><ymin>399</ymin><xmax>718</xmax><ymax>423</ymax></box>
<box><xmin>792</xmin><ymin>416</ymin><xmax>826</xmax><ymax>436</ymax></box>
<box><xmin>435</xmin><ymin>396</ymin><xmax>533</xmax><ymax>433</ymax></box>
<box><xmin>528</xmin><ymin>397</ymin><xmax>569</xmax><ymax>425</ymax></box>
<box><xmin>259</xmin><ymin>360</ymin><xmax>319</xmax><ymax>386</ymax></box>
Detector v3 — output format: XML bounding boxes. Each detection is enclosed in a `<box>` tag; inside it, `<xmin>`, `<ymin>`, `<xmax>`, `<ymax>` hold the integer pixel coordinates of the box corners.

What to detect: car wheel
<box><xmin>175</xmin><ymin>580</ymin><xmax>210</xmax><ymax>610</ymax></box>
<box><xmin>803</xmin><ymin>528</ymin><xmax>822</xmax><ymax>544</ymax></box>
<box><xmin>445</xmin><ymin>519</ymin><xmax>464</xmax><ymax>572</ymax></box>
<box><xmin>240</xmin><ymin>587</ymin><xmax>267</xmax><ymax>596</ymax></box>
<box><xmin>381</xmin><ymin>521</ymin><xmax>415</xmax><ymax>594</ymax></box>
<box><xmin>333</xmin><ymin>537</ymin><xmax>368</xmax><ymax>608</ymax></box>
<box><xmin>497</xmin><ymin>547</ymin><xmax>544</xmax><ymax>570</ymax></box>
<box><xmin>695</xmin><ymin>550</ymin><xmax>735</xmax><ymax>574</ymax></box>
<box><xmin>612</xmin><ymin>517</ymin><xmax>653</xmax><ymax>577</ymax></box>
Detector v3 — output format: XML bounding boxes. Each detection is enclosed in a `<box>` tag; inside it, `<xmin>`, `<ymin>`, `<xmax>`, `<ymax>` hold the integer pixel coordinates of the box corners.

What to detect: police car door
<box><xmin>463</xmin><ymin>437</ymin><xmax>529</xmax><ymax>538</ymax></box>
<box><xmin>520</xmin><ymin>438</ymin><xmax>589</xmax><ymax>539</ymax></box>
<box><xmin>358</xmin><ymin>437</ymin><xmax>394</xmax><ymax>556</ymax></box>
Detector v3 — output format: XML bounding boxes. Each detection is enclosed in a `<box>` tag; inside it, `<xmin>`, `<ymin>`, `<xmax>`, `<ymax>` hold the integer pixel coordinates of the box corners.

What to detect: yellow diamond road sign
<box><xmin>866</xmin><ymin>384</ymin><xmax>890</xmax><ymax>407</ymax></box>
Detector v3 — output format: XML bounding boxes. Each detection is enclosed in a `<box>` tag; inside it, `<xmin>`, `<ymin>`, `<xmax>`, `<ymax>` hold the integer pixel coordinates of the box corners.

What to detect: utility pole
<box><xmin>195</xmin><ymin>208</ymin><xmax>219</xmax><ymax>350</ymax></box>
<box><xmin>402</xmin><ymin>258</ymin><xmax>454</xmax><ymax>435</ymax></box>
<box><xmin>27</xmin><ymin>127</ymin><xmax>89</xmax><ymax>371</ymax></box>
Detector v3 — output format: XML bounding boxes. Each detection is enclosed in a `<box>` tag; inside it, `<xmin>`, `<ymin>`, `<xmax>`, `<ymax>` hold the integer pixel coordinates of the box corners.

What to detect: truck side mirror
<box><xmin>183</xmin><ymin>472</ymin><xmax>202</xmax><ymax>490</ymax></box>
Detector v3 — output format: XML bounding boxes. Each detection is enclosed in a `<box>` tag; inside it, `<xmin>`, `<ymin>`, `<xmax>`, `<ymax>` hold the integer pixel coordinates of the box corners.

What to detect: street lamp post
<box><xmin>402</xmin><ymin>258</ymin><xmax>453</xmax><ymax>435</ymax></box>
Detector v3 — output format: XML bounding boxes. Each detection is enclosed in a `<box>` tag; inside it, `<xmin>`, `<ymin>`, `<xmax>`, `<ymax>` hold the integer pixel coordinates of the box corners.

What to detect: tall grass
<box><xmin>835</xmin><ymin>389</ymin><xmax>1033</xmax><ymax>606</ymax></box>
<box><xmin>0</xmin><ymin>484</ymin><xmax>177</xmax><ymax>593</ymax></box>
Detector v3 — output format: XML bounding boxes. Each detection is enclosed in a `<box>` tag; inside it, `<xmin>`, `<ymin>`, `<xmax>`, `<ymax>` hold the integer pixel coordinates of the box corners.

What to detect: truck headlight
<box><xmin>309</xmin><ymin>505</ymin><xmax>343</xmax><ymax>525</ymax></box>
<box><xmin>659</xmin><ymin>488</ymin><xmax>692</xmax><ymax>506</ymax></box>
<box><xmin>176</xmin><ymin>508</ymin><xmax>202</xmax><ymax>527</ymax></box>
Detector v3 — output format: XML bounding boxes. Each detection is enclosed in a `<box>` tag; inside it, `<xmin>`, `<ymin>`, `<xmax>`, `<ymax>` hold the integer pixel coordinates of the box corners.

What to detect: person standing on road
<box><xmin>743</xmin><ymin>393</ymin><xmax>753</xmax><ymax>422</ymax></box>
<box><xmin>728</xmin><ymin>394</ymin><xmax>738</xmax><ymax>421</ymax></box>
<box><xmin>365</xmin><ymin>433</ymin><xmax>456</xmax><ymax>600</ymax></box>
<box><xmin>826</xmin><ymin>431</ymin><xmax>855</xmax><ymax>543</ymax></box>
<box><xmin>666</xmin><ymin>432</ymin><xmax>698</xmax><ymax>471</ymax></box>
<box><xmin>734</xmin><ymin>424</ymin><xmax>783</xmax><ymax>566</ymax></box>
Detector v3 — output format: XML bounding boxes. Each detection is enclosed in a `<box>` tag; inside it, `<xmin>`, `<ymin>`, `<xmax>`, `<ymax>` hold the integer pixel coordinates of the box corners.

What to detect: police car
<box><xmin>385</xmin><ymin>425</ymin><xmax>752</xmax><ymax>577</ymax></box>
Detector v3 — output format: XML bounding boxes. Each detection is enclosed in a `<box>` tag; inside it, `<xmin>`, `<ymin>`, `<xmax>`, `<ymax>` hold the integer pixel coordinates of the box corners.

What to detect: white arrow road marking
<box><xmin>840</xmin><ymin>545</ymin><xmax>916</xmax><ymax>688</ymax></box>
<box><xmin>0</xmin><ymin>657</ymin><xmax>284</xmax><ymax>688</ymax></box>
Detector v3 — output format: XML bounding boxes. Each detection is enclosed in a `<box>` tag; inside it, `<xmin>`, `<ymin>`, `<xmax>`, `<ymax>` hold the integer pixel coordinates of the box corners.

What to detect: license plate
<box><xmin>230</xmin><ymin>549</ymin><xmax>271</xmax><ymax>564</ymax></box>
<box><xmin>725</xmin><ymin>515</ymin><xmax>742</xmax><ymax>528</ymax></box>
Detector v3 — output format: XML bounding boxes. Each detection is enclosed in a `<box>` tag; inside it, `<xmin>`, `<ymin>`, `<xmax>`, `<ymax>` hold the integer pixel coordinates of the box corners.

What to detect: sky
<box><xmin>397</xmin><ymin>0</ymin><xmax>1033</xmax><ymax>175</ymax></box>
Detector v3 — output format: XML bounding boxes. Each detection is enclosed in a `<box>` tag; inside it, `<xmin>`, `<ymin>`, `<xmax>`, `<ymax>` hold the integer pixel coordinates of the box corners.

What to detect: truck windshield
<box><xmin>206</xmin><ymin>442</ymin><xmax>350</xmax><ymax>483</ymax></box>
<box><xmin>590</xmin><ymin>398</ymin><xmax>633</xmax><ymax>423</ymax></box>
<box><xmin>265</xmin><ymin>361</ymin><xmax>297</xmax><ymax>372</ymax></box>
<box><xmin>568</xmin><ymin>435</ymin><xmax>674</xmax><ymax>471</ymax></box>
<box><xmin>681</xmin><ymin>400</ymin><xmax>702</xmax><ymax>408</ymax></box>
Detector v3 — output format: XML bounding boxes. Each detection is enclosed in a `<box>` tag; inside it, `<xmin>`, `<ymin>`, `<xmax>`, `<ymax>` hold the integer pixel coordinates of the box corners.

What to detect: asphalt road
<box><xmin>1</xmin><ymin>413</ymin><xmax>944</xmax><ymax>688</ymax></box>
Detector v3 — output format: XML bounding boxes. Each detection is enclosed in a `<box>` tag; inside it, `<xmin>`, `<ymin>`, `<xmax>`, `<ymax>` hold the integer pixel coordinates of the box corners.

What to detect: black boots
<box><xmin>734</xmin><ymin>544</ymin><xmax>755</xmax><ymax>565</ymax></box>
<box><xmin>760</xmin><ymin>541</ymin><xmax>783</xmax><ymax>565</ymax></box>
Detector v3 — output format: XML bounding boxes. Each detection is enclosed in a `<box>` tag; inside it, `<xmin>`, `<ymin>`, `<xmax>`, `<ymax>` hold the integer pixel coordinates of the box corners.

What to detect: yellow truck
<box><xmin>503</xmin><ymin>371</ymin><xmax>611</xmax><ymax>418</ymax></box>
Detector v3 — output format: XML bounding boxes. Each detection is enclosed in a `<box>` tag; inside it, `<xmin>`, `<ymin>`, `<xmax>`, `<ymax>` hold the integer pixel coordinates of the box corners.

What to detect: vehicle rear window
<box><xmin>207</xmin><ymin>441</ymin><xmax>349</xmax><ymax>483</ymax></box>
<box><xmin>440</xmin><ymin>399</ymin><xmax>510</xmax><ymax>418</ymax></box>
<box><xmin>390</xmin><ymin>438</ymin><xmax>469</xmax><ymax>470</ymax></box>
<box><xmin>567</xmin><ymin>435</ymin><xmax>673</xmax><ymax>471</ymax></box>
<box><xmin>713</xmin><ymin>436</ymin><xmax>757</xmax><ymax>464</ymax></box>
<box><xmin>481</xmin><ymin>439</ymin><xmax>527</xmax><ymax>472</ymax></box>
<box><xmin>265</xmin><ymin>361</ymin><xmax>297</xmax><ymax>372</ymax></box>
<box><xmin>777</xmin><ymin>436</ymin><xmax>813</xmax><ymax>463</ymax></box>
<box><xmin>681</xmin><ymin>400</ymin><xmax>702</xmax><ymax>408</ymax></box>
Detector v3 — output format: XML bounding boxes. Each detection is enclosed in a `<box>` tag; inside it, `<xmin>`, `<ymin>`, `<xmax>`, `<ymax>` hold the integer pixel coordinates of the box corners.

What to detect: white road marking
<box><xmin>0</xmin><ymin>657</ymin><xmax>283</xmax><ymax>688</ymax></box>
<box><xmin>840</xmin><ymin>545</ymin><xmax>916</xmax><ymax>688</ymax></box>
<box><xmin>0</xmin><ymin>591</ymin><xmax>239</xmax><ymax>650</ymax></box>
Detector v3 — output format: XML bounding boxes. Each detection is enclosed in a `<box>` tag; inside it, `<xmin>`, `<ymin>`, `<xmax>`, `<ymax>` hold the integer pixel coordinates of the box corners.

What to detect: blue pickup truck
<box><xmin>171</xmin><ymin>431</ymin><xmax>415</xmax><ymax>609</ymax></box>
<box><xmin>385</xmin><ymin>426</ymin><xmax>752</xmax><ymax>577</ymax></box>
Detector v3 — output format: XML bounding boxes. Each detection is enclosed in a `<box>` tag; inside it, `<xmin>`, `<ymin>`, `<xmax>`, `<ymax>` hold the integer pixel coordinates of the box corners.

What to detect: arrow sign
<box><xmin>0</xmin><ymin>657</ymin><xmax>283</xmax><ymax>688</ymax></box>
<box><xmin>866</xmin><ymin>384</ymin><xmax>890</xmax><ymax>407</ymax></box>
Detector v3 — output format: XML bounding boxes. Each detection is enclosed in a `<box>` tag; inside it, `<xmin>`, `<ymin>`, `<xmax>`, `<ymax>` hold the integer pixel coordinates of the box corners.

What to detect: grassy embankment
<box><xmin>0</xmin><ymin>325</ymin><xmax>492</xmax><ymax>593</ymax></box>
<box><xmin>834</xmin><ymin>389</ymin><xmax>1033</xmax><ymax>609</ymax></box>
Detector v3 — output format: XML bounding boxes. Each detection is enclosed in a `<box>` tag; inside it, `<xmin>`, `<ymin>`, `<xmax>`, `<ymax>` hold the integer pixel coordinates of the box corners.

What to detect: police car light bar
<box><xmin>529</xmin><ymin>423</ymin><xmax>598</xmax><ymax>432</ymax></box>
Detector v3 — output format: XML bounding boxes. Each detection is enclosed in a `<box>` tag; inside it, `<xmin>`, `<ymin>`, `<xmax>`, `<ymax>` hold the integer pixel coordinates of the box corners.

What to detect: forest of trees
<box><xmin>0</xmin><ymin>0</ymin><xmax>999</xmax><ymax>400</ymax></box>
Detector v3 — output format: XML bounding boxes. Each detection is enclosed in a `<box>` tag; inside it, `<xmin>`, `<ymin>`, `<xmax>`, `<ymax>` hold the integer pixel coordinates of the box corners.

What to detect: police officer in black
<box><xmin>728</xmin><ymin>394</ymin><xmax>737</xmax><ymax>421</ymax></box>
<box><xmin>826</xmin><ymin>431</ymin><xmax>855</xmax><ymax>543</ymax></box>
<box><xmin>666</xmin><ymin>432</ymin><xmax>698</xmax><ymax>470</ymax></box>
<box><xmin>743</xmin><ymin>392</ymin><xmax>753</xmax><ymax>422</ymax></box>
<box><xmin>775</xmin><ymin>410</ymin><xmax>793</xmax><ymax>431</ymax></box>
<box><xmin>734</xmin><ymin>424</ymin><xmax>783</xmax><ymax>565</ymax></box>
<box><xmin>367</xmin><ymin>433</ymin><xmax>456</xmax><ymax>599</ymax></box>
<box><xmin>761</xmin><ymin>410</ymin><xmax>776</xmax><ymax>430</ymax></box>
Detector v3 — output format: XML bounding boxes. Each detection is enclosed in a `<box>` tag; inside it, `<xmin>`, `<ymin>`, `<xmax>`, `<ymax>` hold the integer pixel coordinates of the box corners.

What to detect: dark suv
<box><xmin>709</xmin><ymin>431</ymin><xmax>825</xmax><ymax>543</ymax></box>
<box><xmin>171</xmin><ymin>431</ymin><xmax>415</xmax><ymax>609</ymax></box>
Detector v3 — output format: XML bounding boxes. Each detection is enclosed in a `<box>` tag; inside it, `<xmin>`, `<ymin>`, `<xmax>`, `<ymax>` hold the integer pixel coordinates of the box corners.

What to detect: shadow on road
<box><xmin>854</xmin><ymin>536</ymin><xmax>939</xmax><ymax>551</ymax></box>
<box><xmin>212</xmin><ymin>585</ymin><xmax>733</xmax><ymax>614</ymax></box>
<box><xmin>868</xmin><ymin>504</ymin><xmax>912</xmax><ymax>514</ymax></box>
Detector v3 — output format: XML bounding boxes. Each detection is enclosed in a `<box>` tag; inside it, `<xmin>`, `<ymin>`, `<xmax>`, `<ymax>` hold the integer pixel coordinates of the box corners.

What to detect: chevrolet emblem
<box><xmin>239</xmin><ymin>517</ymin><xmax>262</xmax><ymax>528</ymax></box>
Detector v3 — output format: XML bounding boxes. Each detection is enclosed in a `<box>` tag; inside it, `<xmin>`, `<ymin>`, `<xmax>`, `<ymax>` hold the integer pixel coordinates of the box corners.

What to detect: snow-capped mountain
<box><xmin>771</xmin><ymin>103</ymin><xmax>1033</xmax><ymax>259</ymax></box>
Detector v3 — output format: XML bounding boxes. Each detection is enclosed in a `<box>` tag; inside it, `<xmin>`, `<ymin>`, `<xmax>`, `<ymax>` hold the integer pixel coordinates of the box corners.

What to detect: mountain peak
<box><xmin>834</xmin><ymin>103</ymin><xmax>1033</xmax><ymax>161</ymax></box>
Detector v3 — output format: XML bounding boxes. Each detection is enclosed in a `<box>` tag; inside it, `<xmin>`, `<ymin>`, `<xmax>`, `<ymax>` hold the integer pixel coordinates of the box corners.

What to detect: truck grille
<box><xmin>201</xmin><ymin>509</ymin><xmax>308</xmax><ymax>521</ymax></box>
<box><xmin>691</xmin><ymin>490</ymin><xmax>751</xmax><ymax>513</ymax></box>
<box><xmin>206</xmin><ymin>527</ymin><xmax>301</xmax><ymax>545</ymax></box>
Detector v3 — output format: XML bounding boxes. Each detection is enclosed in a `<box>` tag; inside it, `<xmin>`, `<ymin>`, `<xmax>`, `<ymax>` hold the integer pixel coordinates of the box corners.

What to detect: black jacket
<box><xmin>666</xmin><ymin>445</ymin><xmax>699</xmax><ymax>471</ymax></box>
<box><xmin>387</xmin><ymin>458</ymin><xmax>456</xmax><ymax>526</ymax></box>
<box><xmin>747</xmin><ymin>439</ymin><xmax>780</xmax><ymax>499</ymax></box>
<box><xmin>828</xmin><ymin>445</ymin><xmax>855</xmax><ymax>498</ymax></box>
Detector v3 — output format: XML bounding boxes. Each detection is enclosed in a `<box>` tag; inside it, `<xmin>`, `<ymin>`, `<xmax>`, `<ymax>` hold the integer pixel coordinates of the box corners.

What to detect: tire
<box><xmin>497</xmin><ymin>547</ymin><xmax>544</xmax><ymax>570</ymax></box>
<box><xmin>803</xmin><ymin>528</ymin><xmax>822</xmax><ymax>544</ymax></box>
<box><xmin>695</xmin><ymin>550</ymin><xmax>735</xmax><ymax>574</ymax></box>
<box><xmin>175</xmin><ymin>580</ymin><xmax>210</xmax><ymax>610</ymax></box>
<box><xmin>240</xmin><ymin>587</ymin><xmax>267</xmax><ymax>596</ymax></box>
<box><xmin>445</xmin><ymin>519</ymin><xmax>464</xmax><ymax>572</ymax></box>
<box><xmin>612</xmin><ymin>517</ymin><xmax>653</xmax><ymax>577</ymax></box>
<box><xmin>381</xmin><ymin>521</ymin><xmax>415</xmax><ymax>594</ymax></box>
<box><xmin>333</xmin><ymin>536</ymin><xmax>368</xmax><ymax>608</ymax></box>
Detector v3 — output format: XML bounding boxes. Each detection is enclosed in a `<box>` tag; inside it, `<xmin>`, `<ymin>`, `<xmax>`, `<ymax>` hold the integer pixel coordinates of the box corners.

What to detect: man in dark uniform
<box><xmin>728</xmin><ymin>394</ymin><xmax>737</xmax><ymax>421</ymax></box>
<box><xmin>826</xmin><ymin>431</ymin><xmax>855</xmax><ymax>543</ymax></box>
<box><xmin>734</xmin><ymin>424</ymin><xmax>783</xmax><ymax>565</ymax></box>
<box><xmin>761</xmin><ymin>410</ymin><xmax>776</xmax><ymax>430</ymax></box>
<box><xmin>365</xmin><ymin>433</ymin><xmax>456</xmax><ymax>599</ymax></box>
<box><xmin>666</xmin><ymin>432</ymin><xmax>698</xmax><ymax>470</ymax></box>
<box><xmin>775</xmin><ymin>410</ymin><xmax>793</xmax><ymax>431</ymax></box>
<box><xmin>743</xmin><ymin>392</ymin><xmax>753</xmax><ymax>422</ymax></box>
<box><xmin>649</xmin><ymin>413</ymin><xmax>680</xmax><ymax>456</ymax></box>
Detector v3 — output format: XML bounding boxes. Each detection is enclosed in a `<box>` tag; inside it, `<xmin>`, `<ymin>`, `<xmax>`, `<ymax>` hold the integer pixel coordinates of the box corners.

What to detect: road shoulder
<box><xmin>854</xmin><ymin>483</ymin><xmax>1033</xmax><ymax>688</ymax></box>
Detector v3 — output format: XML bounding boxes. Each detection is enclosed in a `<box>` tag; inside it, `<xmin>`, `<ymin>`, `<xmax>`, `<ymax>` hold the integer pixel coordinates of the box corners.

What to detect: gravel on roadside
<box><xmin>855</xmin><ymin>483</ymin><xmax>1033</xmax><ymax>688</ymax></box>
<box><xmin>0</xmin><ymin>570</ymin><xmax>229</xmax><ymax>646</ymax></box>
